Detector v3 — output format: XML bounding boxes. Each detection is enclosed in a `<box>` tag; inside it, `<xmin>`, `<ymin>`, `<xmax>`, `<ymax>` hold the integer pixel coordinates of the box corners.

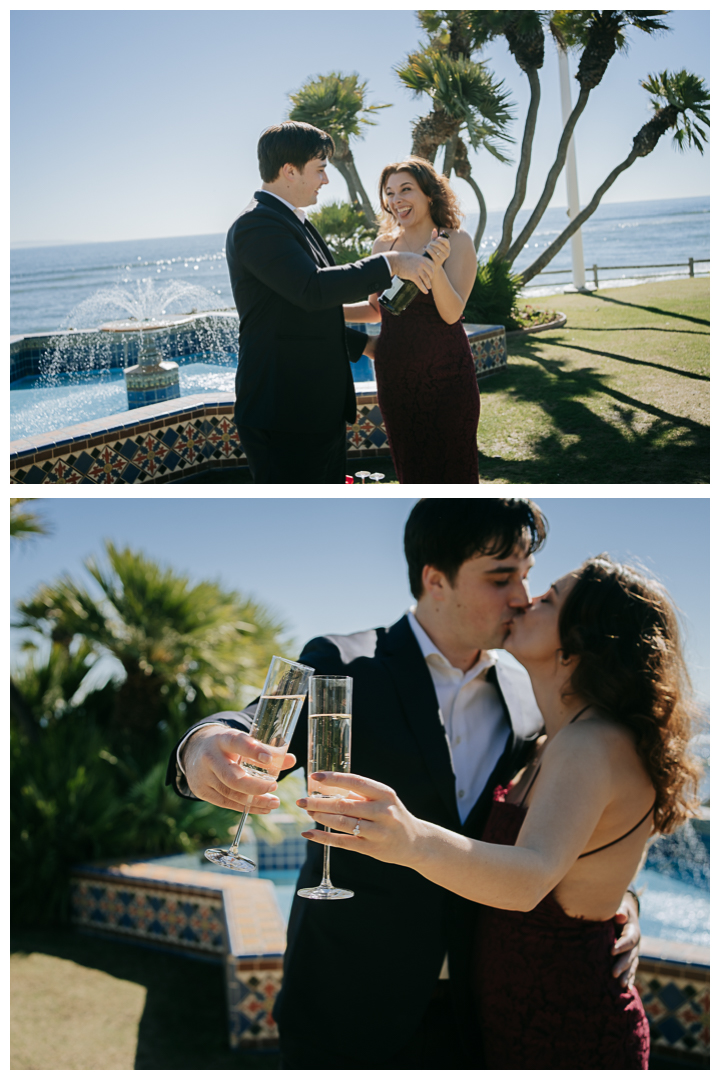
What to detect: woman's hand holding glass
<box><xmin>298</xmin><ymin>772</ymin><xmax>425</xmax><ymax>867</ymax></box>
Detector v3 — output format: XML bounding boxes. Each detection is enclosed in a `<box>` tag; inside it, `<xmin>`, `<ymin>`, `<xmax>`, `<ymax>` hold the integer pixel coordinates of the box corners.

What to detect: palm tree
<box><xmin>491</xmin><ymin>11</ymin><xmax>551</xmax><ymax>259</ymax></box>
<box><xmin>288</xmin><ymin>72</ymin><xmax>390</xmax><ymax>228</ymax></box>
<box><xmin>14</xmin><ymin>541</ymin><xmax>289</xmax><ymax>748</ymax></box>
<box><xmin>396</xmin><ymin>45</ymin><xmax>514</xmax><ymax>247</ymax></box>
<box><xmin>503</xmin><ymin>10</ymin><xmax>670</xmax><ymax>266</ymax></box>
<box><xmin>10</xmin><ymin>498</ymin><xmax>50</xmax><ymax>541</ymax></box>
<box><xmin>519</xmin><ymin>69</ymin><xmax>709</xmax><ymax>284</ymax></box>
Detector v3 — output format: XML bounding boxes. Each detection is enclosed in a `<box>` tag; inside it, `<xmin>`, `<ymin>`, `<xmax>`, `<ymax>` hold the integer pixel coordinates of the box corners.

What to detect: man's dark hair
<box><xmin>257</xmin><ymin>122</ymin><xmax>335</xmax><ymax>183</ymax></box>
<box><xmin>404</xmin><ymin>499</ymin><xmax>547</xmax><ymax>599</ymax></box>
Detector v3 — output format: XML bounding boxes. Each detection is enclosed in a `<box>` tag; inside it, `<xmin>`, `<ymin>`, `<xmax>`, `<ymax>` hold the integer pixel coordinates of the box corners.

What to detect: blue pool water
<box><xmin>11</xmin><ymin>352</ymin><xmax>378</xmax><ymax>442</ymax></box>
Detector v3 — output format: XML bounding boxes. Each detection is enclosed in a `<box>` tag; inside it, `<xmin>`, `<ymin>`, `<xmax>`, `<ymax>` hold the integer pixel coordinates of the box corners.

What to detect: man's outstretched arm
<box><xmin>232</xmin><ymin>218</ymin><xmax>436</xmax><ymax>313</ymax></box>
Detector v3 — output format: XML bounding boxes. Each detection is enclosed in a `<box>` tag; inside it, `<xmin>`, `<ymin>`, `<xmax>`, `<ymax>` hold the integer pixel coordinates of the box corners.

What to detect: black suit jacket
<box><xmin>166</xmin><ymin>616</ymin><xmax>542</xmax><ymax>1064</ymax></box>
<box><xmin>225</xmin><ymin>191</ymin><xmax>392</xmax><ymax>433</ymax></box>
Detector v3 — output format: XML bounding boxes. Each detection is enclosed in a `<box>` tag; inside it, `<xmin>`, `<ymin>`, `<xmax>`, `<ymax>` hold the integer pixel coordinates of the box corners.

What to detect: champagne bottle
<box><xmin>378</xmin><ymin>231</ymin><xmax>449</xmax><ymax>316</ymax></box>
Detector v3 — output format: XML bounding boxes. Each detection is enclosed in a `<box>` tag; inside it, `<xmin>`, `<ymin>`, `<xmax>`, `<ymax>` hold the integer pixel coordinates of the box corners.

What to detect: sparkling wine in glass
<box><xmin>297</xmin><ymin>675</ymin><xmax>354</xmax><ymax>900</ymax></box>
<box><xmin>204</xmin><ymin>656</ymin><xmax>314</xmax><ymax>872</ymax></box>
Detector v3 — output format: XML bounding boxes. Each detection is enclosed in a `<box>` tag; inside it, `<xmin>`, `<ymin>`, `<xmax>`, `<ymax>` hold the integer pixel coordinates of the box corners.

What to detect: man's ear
<box><xmin>420</xmin><ymin>564</ymin><xmax>448</xmax><ymax>601</ymax></box>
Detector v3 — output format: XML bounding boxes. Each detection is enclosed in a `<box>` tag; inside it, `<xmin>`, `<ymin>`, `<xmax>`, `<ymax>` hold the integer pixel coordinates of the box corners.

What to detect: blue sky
<box><xmin>10</xmin><ymin>496</ymin><xmax>709</xmax><ymax>704</ymax></box>
<box><xmin>11</xmin><ymin>8</ymin><xmax>710</xmax><ymax>245</ymax></box>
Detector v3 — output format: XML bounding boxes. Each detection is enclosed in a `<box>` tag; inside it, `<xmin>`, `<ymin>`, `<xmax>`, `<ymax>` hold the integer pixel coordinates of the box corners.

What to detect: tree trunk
<box><xmin>332</xmin><ymin>157</ymin><xmax>376</xmax><ymax>230</ymax></box>
<box><xmin>504</xmin><ymin>86</ymin><xmax>590</xmax><ymax>266</ymax></box>
<box><xmin>520</xmin><ymin>105</ymin><xmax>676</xmax><ymax>284</ymax></box>
<box><xmin>343</xmin><ymin>156</ymin><xmax>377</xmax><ymax>229</ymax></box>
<box><xmin>520</xmin><ymin>148</ymin><xmax>640</xmax><ymax>284</ymax></box>
<box><xmin>442</xmin><ymin>135</ymin><xmax>459</xmax><ymax>177</ymax></box>
<box><xmin>495</xmin><ymin>66</ymin><xmax>541</xmax><ymax>259</ymax></box>
<box><xmin>453</xmin><ymin>139</ymin><xmax>486</xmax><ymax>250</ymax></box>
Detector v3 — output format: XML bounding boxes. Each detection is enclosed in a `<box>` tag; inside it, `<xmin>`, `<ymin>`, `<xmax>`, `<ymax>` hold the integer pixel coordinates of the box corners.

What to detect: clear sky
<box><xmin>10</xmin><ymin>496</ymin><xmax>709</xmax><ymax>705</ymax></box>
<box><xmin>10</xmin><ymin>7</ymin><xmax>710</xmax><ymax>245</ymax></box>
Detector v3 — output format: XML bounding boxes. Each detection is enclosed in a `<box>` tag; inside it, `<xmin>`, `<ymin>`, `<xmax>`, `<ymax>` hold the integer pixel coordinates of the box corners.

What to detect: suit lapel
<box><xmin>378</xmin><ymin>617</ymin><xmax>460</xmax><ymax>826</ymax></box>
<box><xmin>303</xmin><ymin>219</ymin><xmax>334</xmax><ymax>267</ymax></box>
<box><xmin>254</xmin><ymin>191</ymin><xmax>331</xmax><ymax>268</ymax></box>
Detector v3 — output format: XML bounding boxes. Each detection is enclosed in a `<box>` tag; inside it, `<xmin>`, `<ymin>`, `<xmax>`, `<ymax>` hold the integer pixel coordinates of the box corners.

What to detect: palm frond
<box><xmin>640</xmin><ymin>69</ymin><xmax>710</xmax><ymax>154</ymax></box>
<box><xmin>288</xmin><ymin>71</ymin><xmax>391</xmax><ymax>143</ymax></box>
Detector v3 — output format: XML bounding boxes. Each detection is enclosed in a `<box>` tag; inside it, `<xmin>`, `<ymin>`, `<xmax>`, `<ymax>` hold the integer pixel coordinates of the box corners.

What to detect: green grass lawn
<box><xmin>477</xmin><ymin>278</ymin><xmax>709</xmax><ymax>484</ymax></box>
<box><xmin>175</xmin><ymin>278</ymin><xmax>708</xmax><ymax>486</ymax></box>
<box><xmin>11</xmin><ymin>929</ymin><xmax>280</xmax><ymax>1070</ymax></box>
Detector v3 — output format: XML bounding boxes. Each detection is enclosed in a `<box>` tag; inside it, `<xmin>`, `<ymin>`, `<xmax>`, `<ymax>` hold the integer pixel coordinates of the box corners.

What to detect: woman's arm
<box><xmin>427</xmin><ymin>229</ymin><xmax>478</xmax><ymax>325</ymax></box>
<box><xmin>299</xmin><ymin>722</ymin><xmax>620</xmax><ymax>910</ymax></box>
<box><xmin>342</xmin><ymin>236</ymin><xmax>395</xmax><ymax>323</ymax></box>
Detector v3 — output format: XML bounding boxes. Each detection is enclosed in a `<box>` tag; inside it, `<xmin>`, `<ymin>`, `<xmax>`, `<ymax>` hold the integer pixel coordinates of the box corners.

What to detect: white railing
<box><xmin>530</xmin><ymin>257</ymin><xmax>709</xmax><ymax>289</ymax></box>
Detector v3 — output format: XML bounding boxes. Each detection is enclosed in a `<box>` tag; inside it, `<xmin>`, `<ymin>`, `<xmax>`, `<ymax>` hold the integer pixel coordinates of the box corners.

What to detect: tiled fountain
<box><xmin>10</xmin><ymin>312</ymin><xmax>508</xmax><ymax>484</ymax></box>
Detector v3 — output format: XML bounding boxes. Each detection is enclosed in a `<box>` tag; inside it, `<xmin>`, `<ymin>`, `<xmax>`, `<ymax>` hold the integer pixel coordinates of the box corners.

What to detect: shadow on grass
<box><xmin>478</xmin><ymin>338</ymin><xmax>709</xmax><ymax>483</ymax></box>
<box><xmin>546</xmin><ymin>340</ymin><xmax>709</xmax><ymax>382</ymax></box>
<box><xmin>579</xmin><ymin>326</ymin><xmax>709</xmax><ymax>338</ymax></box>
<box><xmin>592</xmin><ymin>292</ymin><xmax>710</xmax><ymax>327</ymax></box>
<box><xmin>11</xmin><ymin>928</ymin><xmax>280</xmax><ymax>1070</ymax></box>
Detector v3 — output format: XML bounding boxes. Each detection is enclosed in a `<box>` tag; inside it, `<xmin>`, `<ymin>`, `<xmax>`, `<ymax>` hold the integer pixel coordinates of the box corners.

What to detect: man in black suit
<box><xmin>166</xmin><ymin>499</ymin><xmax>641</xmax><ymax>1067</ymax></box>
<box><xmin>226</xmin><ymin>121</ymin><xmax>434</xmax><ymax>483</ymax></box>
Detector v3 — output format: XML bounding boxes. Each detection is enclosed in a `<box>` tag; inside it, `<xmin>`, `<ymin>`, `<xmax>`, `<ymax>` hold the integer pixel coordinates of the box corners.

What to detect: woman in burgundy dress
<box><xmin>344</xmin><ymin>157</ymin><xmax>479</xmax><ymax>484</ymax></box>
<box><xmin>300</xmin><ymin>557</ymin><xmax>701</xmax><ymax>1069</ymax></box>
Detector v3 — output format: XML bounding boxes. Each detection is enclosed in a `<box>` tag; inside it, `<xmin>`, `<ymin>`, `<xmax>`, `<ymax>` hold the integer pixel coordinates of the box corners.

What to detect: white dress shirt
<box><xmin>263</xmin><ymin>189</ymin><xmax>307</xmax><ymax>222</ymax></box>
<box><xmin>406</xmin><ymin>610</ymin><xmax>510</xmax><ymax>826</ymax></box>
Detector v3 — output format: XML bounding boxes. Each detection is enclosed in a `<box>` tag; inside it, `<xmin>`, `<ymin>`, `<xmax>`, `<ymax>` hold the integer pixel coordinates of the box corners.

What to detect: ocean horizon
<box><xmin>11</xmin><ymin>194</ymin><xmax>709</xmax><ymax>336</ymax></box>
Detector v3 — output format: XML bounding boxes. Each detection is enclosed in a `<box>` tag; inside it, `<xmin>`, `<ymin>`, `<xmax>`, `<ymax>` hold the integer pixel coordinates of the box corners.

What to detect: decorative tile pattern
<box><xmin>70</xmin><ymin>870</ymin><xmax>226</xmax><ymax>954</ymax></box>
<box><xmin>226</xmin><ymin>957</ymin><xmax>283</xmax><ymax>1048</ymax></box>
<box><xmin>70</xmin><ymin>859</ymin><xmax>286</xmax><ymax>1049</ymax></box>
<box><xmin>348</xmin><ymin>394</ymin><xmax>389</xmax><ymax>456</ymax></box>
<box><xmin>11</xmin><ymin>401</ymin><xmax>245</xmax><ymax>485</ymax></box>
<box><xmin>635</xmin><ymin>958</ymin><xmax>710</xmax><ymax>1062</ymax></box>
<box><xmin>467</xmin><ymin>324</ymin><xmax>508</xmax><ymax>380</ymax></box>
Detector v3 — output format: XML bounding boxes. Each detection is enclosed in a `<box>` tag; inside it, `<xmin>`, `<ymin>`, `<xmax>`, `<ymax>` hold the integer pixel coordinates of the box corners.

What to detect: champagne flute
<box><xmin>297</xmin><ymin>675</ymin><xmax>354</xmax><ymax>900</ymax></box>
<box><xmin>204</xmin><ymin>656</ymin><xmax>314</xmax><ymax>872</ymax></box>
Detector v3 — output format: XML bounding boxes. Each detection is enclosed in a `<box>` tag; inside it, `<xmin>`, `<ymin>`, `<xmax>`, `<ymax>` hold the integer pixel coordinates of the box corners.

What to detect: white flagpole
<box><xmin>557</xmin><ymin>43</ymin><xmax>590</xmax><ymax>292</ymax></box>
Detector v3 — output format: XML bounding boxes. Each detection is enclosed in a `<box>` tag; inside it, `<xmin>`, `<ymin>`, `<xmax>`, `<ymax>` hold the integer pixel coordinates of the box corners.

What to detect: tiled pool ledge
<box><xmin>10</xmin><ymin>323</ymin><xmax>507</xmax><ymax>484</ymax></box>
<box><xmin>70</xmin><ymin>858</ymin><xmax>285</xmax><ymax>1048</ymax></box>
<box><xmin>10</xmin><ymin>390</ymin><xmax>391</xmax><ymax>484</ymax></box>
<box><xmin>70</xmin><ymin>851</ymin><xmax>709</xmax><ymax>1062</ymax></box>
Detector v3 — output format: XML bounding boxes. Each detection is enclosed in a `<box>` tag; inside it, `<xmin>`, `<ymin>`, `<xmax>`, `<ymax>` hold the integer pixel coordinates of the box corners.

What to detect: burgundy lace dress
<box><xmin>373</xmin><ymin>288</ymin><xmax>480</xmax><ymax>484</ymax></box>
<box><xmin>473</xmin><ymin>785</ymin><xmax>651</xmax><ymax>1069</ymax></box>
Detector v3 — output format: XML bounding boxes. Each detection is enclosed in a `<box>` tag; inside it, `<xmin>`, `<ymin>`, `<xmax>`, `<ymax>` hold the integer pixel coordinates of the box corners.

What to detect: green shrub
<box><xmin>10</xmin><ymin>545</ymin><xmax>304</xmax><ymax>927</ymax></box>
<box><xmin>463</xmin><ymin>257</ymin><xmax>524</xmax><ymax>330</ymax></box>
<box><xmin>308</xmin><ymin>201</ymin><xmax>377</xmax><ymax>264</ymax></box>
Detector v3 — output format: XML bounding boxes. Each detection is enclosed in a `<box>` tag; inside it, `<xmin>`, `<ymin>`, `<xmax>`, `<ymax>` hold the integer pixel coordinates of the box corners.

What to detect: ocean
<box><xmin>10</xmin><ymin>195</ymin><xmax>709</xmax><ymax>336</ymax></box>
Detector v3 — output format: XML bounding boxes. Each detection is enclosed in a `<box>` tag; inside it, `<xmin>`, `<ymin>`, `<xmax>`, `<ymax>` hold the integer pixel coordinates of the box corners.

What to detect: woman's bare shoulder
<box><xmin>551</xmin><ymin>713</ymin><xmax>648</xmax><ymax>774</ymax></box>
<box><xmin>373</xmin><ymin>232</ymin><xmax>397</xmax><ymax>253</ymax></box>
<box><xmin>448</xmin><ymin>227</ymin><xmax>476</xmax><ymax>251</ymax></box>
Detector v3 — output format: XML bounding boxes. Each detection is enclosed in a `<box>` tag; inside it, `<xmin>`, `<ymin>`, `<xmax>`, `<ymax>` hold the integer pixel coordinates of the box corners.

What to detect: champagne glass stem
<box><xmin>320</xmin><ymin>826</ymin><xmax>333</xmax><ymax>888</ymax></box>
<box><xmin>229</xmin><ymin>809</ymin><xmax>249</xmax><ymax>855</ymax></box>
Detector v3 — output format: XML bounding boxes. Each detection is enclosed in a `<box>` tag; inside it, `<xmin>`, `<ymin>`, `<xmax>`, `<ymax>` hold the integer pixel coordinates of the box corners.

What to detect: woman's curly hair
<box><xmin>559</xmin><ymin>556</ymin><xmax>702</xmax><ymax>835</ymax></box>
<box><xmin>377</xmin><ymin>156</ymin><xmax>463</xmax><ymax>235</ymax></box>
